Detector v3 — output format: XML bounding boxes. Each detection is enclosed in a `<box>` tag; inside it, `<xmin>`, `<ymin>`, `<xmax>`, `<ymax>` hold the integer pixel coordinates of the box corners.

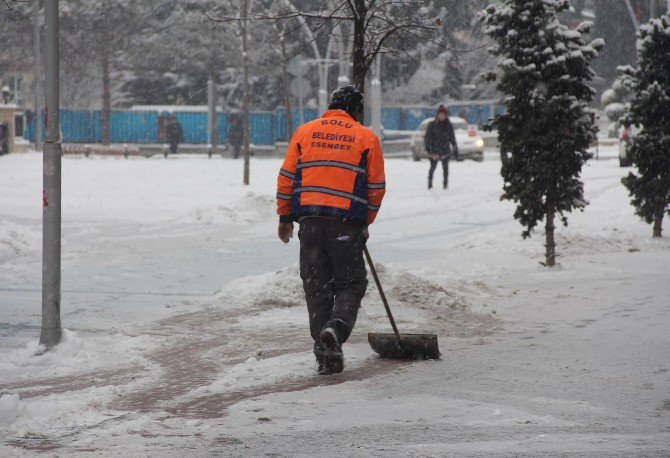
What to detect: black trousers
<box><xmin>298</xmin><ymin>217</ymin><xmax>368</xmax><ymax>357</ymax></box>
<box><xmin>232</xmin><ymin>143</ymin><xmax>241</xmax><ymax>159</ymax></box>
<box><xmin>428</xmin><ymin>155</ymin><xmax>450</xmax><ymax>185</ymax></box>
<box><xmin>169</xmin><ymin>140</ymin><xmax>179</xmax><ymax>155</ymax></box>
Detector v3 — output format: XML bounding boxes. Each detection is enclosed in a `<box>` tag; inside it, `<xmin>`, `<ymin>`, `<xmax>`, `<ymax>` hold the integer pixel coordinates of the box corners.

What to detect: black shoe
<box><xmin>428</xmin><ymin>180</ymin><xmax>433</xmax><ymax>190</ymax></box>
<box><xmin>319</xmin><ymin>327</ymin><xmax>343</xmax><ymax>374</ymax></box>
<box><xmin>314</xmin><ymin>347</ymin><xmax>325</xmax><ymax>373</ymax></box>
<box><xmin>443</xmin><ymin>181</ymin><xmax>448</xmax><ymax>189</ymax></box>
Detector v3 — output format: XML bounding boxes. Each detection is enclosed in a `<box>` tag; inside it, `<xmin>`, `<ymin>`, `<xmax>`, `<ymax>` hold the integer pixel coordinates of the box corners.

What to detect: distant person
<box><xmin>165</xmin><ymin>115</ymin><xmax>183</xmax><ymax>156</ymax></box>
<box><xmin>424</xmin><ymin>105</ymin><xmax>459</xmax><ymax>189</ymax></box>
<box><xmin>228</xmin><ymin>112</ymin><xmax>243</xmax><ymax>159</ymax></box>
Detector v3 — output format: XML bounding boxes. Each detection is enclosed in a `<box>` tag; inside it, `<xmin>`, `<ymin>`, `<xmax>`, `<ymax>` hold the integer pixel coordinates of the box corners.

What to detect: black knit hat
<box><xmin>328</xmin><ymin>85</ymin><xmax>364</xmax><ymax>117</ymax></box>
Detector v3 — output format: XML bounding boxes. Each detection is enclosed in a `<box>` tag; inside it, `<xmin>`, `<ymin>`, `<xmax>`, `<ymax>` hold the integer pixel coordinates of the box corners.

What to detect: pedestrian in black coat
<box><xmin>228</xmin><ymin>112</ymin><xmax>243</xmax><ymax>159</ymax></box>
<box><xmin>165</xmin><ymin>115</ymin><xmax>184</xmax><ymax>156</ymax></box>
<box><xmin>424</xmin><ymin>105</ymin><xmax>459</xmax><ymax>189</ymax></box>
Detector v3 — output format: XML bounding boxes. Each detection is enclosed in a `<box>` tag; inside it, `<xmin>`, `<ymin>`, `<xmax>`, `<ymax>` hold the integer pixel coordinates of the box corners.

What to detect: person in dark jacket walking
<box><xmin>424</xmin><ymin>105</ymin><xmax>459</xmax><ymax>189</ymax></box>
<box><xmin>165</xmin><ymin>115</ymin><xmax>184</xmax><ymax>156</ymax></box>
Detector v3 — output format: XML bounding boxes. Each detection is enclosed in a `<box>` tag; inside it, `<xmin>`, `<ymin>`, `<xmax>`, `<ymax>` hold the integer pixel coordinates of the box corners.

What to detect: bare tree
<box><xmin>273</xmin><ymin>18</ymin><xmax>294</xmax><ymax>137</ymax></box>
<box><xmin>208</xmin><ymin>0</ymin><xmax>255</xmax><ymax>184</ymax></box>
<box><xmin>339</xmin><ymin>0</ymin><xmax>446</xmax><ymax>90</ymax></box>
<box><xmin>61</xmin><ymin>1</ymin><xmax>169</xmax><ymax>144</ymax></box>
<box><xmin>0</xmin><ymin>2</ymin><xmax>32</xmax><ymax>83</ymax></box>
<box><xmin>210</xmin><ymin>1</ymin><xmax>445</xmax><ymax>91</ymax></box>
<box><xmin>210</xmin><ymin>0</ymin><xmax>290</xmax><ymax>185</ymax></box>
<box><xmin>1</xmin><ymin>0</ymin><xmax>28</xmax><ymax>13</ymax></box>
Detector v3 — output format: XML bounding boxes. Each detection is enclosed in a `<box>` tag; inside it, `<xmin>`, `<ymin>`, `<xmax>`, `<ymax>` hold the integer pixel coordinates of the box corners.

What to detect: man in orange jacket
<box><xmin>276</xmin><ymin>86</ymin><xmax>386</xmax><ymax>374</ymax></box>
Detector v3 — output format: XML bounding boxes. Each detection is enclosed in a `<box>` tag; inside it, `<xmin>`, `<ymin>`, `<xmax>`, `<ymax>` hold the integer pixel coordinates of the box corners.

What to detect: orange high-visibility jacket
<box><xmin>277</xmin><ymin>110</ymin><xmax>386</xmax><ymax>225</ymax></box>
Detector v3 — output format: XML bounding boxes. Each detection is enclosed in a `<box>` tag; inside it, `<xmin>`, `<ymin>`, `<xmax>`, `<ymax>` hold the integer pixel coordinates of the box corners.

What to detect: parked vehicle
<box><xmin>411</xmin><ymin>117</ymin><xmax>485</xmax><ymax>162</ymax></box>
<box><xmin>618</xmin><ymin>125</ymin><xmax>640</xmax><ymax>167</ymax></box>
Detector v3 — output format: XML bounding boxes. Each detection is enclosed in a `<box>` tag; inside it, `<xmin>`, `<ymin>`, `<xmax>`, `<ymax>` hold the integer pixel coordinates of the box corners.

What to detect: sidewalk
<box><xmin>2</xmin><ymin>285</ymin><xmax>495</xmax><ymax>455</ymax></box>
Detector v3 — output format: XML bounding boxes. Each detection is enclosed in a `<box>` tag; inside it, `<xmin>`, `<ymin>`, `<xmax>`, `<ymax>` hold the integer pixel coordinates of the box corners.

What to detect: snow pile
<box><xmin>0</xmin><ymin>394</ymin><xmax>25</xmax><ymax>427</ymax></box>
<box><xmin>555</xmin><ymin>230</ymin><xmax>642</xmax><ymax>256</ymax></box>
<box><xmin>0</xmin><ymin>385</ymin><xmax>134</xmax><ymax>431</ymax></box>
<box><xmin>189</xmin><ymin>191</ymin><xmax>275</xmax><ymax>226</ymax></box>
<box><xmin>184</xmin><ymin>353</ymin><xmax>314</xmax><ymax>397</ymax></box>
<box><xmin>0</xmin><ymin>329</ymin><xmax>154</xmax><ymax>383</ymax></box>
<box><xmin>214</xmin><ymin>264</ymin><xmax>304</xmax><ymax>310</ymax></box>
<box><xmin>214</xmin><ymin>262</ymin><xmax>470</xmax><ymax>314</ymax></box>
<box><xmin>0</xmin><ymin>329</ymin><xmax>98</xmax><ymax>380</ymax></box>
<box><xmin>383</xmin><ymin>267</ymin><xmax>468</xmax><ymax>311</ymax></box>
<box><xmin>543</xmin><ymin>228</ymin><xmax>668</xmax><ymax>257</ymax></box>
<box><xmin>0</xmin><ymin>220</ymin><xmax>39</xmax><ymax>265</ymax></box>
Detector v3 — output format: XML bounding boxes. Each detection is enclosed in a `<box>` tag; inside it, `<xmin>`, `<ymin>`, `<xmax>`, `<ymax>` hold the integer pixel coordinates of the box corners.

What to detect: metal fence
<box><xmin>24</xmin><ymin>101</ymin><xmax>504</xmax><ymax>145</ymax></box>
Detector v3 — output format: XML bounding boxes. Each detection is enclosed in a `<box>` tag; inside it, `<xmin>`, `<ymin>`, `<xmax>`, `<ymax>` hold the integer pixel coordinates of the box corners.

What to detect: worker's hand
<box><xmin>278</xmin><ymin>222</ymin><xmax>294</xmax><ymax>244</ymax></box>
<box><xmin>362</xmin><ymin>226</ymin><xmax>369</xmax><ymax>241</ymax></box>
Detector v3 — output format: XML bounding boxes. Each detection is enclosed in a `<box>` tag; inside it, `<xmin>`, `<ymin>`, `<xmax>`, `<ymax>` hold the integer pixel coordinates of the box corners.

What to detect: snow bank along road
<box><xmin>1</xmin><ymin>150</ymin><xmax>668</xmax><ymax>456</ymax></box>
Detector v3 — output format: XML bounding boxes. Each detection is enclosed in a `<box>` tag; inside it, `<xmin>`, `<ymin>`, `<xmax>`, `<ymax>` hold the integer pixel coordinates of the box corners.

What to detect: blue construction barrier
<box><xmin>381</xmin><ymin>108</ymin><xmax>402</xmax><ymax>131</ymax></box>
<box><xmin>275</xmin><ymin>108</ymin><xmax>319</xmax><ymax>142</ymax></box>
<box><xmin>110</xmin><ymin>111</ymin><xmax>157</xmax><ymax>143</ymax></box>
<box><xmin>216</xmin><ymin>113</ymin><xmax>229</xmax><ymax>144</ymax></box>
<box><xmin>61</xmin><ymin>110</ymin><xmax>99</xmax><ymax>142</ymax></box>
<box><xmin>172</xmin><ymin>112</ymin><xmax>204</xmax><ymax>144</ymax></box>
<box><xmin>250</xmin><ymin>112</ymin><xmax>276</xmax><ymax>145</ymax></box>
<box><xmin>23</xmin><ymin>111</ymin><xmax>45</xmax><ymax>142</ymax></box>
<box><xmin>23</xmin><ymin>103</ymin><xmax>504</xmax><ymax>145</ymax></box>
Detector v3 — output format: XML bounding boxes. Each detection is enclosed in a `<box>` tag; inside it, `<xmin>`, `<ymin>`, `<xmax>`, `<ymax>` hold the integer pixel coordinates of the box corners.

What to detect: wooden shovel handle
<box><xmin>363</xmin><ymin>246</ymin><xmax>401</xmax><ymax>341</ymax></box>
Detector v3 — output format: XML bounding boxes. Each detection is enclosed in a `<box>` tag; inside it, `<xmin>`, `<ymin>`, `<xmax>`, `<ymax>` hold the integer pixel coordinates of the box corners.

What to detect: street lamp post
<box><xmin>34</xmin><ymin>0</ymin><xmax>42</xmax><ymax>147</ymax></box>
<box><xmin>40</xmin><ymin>0</ymin><xmax>62</xmax><ymax>350</ymax></box>
<box><xmin>623</xmin><ymin>0</ymin><xmax>640</xmax><ymax>32</ymax></box>
<box><xmin>369</xmin><ymin>57</ymin><xmax>382</xmax><ymax>137</ymax></box>
<box><xmin>302</xmin><ymin>58</ymin><xmax>339</xmax><ymax>115</ymax></box>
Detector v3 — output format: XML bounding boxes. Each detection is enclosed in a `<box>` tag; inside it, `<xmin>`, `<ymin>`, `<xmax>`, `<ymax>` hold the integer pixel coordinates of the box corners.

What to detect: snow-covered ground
<box><xmin>0</xmin><ymin>149</ymin><xmax>668</xmax><ymax>456</ymax></box>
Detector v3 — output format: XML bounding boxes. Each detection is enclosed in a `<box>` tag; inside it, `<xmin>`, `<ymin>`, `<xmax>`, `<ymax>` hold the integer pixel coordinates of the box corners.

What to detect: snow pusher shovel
<box><xmin>364</xmin><ymin>247</ymin><xmax>440</xmax><ymax>360</ymax></box>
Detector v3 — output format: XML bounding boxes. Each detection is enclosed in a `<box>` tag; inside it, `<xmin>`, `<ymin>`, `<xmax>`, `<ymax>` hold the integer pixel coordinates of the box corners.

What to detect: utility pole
<box><xmin>241</xmin><ymin>0</ymin><xmax>250</xmax><ymax>185</ymax></box>
<box><xmin>207</xmin><ymin>77</ymin><xmax>217</xmax><ymax>157</ymax></box>
<box><xmin>100</xmin><ymin>35</ymin><xmax>111</xmax><ymax>145</ymax></box>
<box><xmin>33</xmin><ymin>0</ymin><xmax>42</xmax><ymax>148</ymax></box>
<box><xmin>287</xmin><ymin>60</ymin><xmax>307</xmax><ymax>129</ymax></box>
<box><xmin>40</xmin><ymin>0</ymin><xmax>62</xmax><ymax>350</ymax></box>
<box><xmin>336</xmin><ymin>23</ymin><xmax>351</xmax><ymax>87</ymax></box>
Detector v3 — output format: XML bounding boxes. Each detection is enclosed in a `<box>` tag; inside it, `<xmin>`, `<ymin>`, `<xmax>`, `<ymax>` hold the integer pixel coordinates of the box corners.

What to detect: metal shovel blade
<box><xmin>368</xmin><ymin>332</ymin><xmax>440</xmax><ymax>360</ymax></box>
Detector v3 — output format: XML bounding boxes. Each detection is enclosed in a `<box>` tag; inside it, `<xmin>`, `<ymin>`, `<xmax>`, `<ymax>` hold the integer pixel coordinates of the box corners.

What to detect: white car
<box><xmin>411</xmin><ymin>117</ymin><xmax>485</xmax><ymax>162</ymax></box>
<box><xmin>618</xmin><ymin>125</ymin><xmax>640</xmax><ymax>167</ymax></box>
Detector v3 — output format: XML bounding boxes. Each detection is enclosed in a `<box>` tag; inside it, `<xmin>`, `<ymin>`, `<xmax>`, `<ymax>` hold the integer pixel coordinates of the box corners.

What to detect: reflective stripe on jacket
<box><xmin>277</xmin><ymin>110</ymin><xmax>386</xmax><ymax>225</ymax></box>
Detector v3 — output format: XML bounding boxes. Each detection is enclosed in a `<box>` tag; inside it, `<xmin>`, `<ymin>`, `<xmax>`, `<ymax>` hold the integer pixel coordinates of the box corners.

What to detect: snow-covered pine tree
<box><xmin>480</xmin><ymin>0</ymin><xmax>603</xmax><ymax>266</ymax></box>
<box><xmin>620</xmin><ymin>13</ymin><xmax>670</xmax><ymax>238</ymax></box>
